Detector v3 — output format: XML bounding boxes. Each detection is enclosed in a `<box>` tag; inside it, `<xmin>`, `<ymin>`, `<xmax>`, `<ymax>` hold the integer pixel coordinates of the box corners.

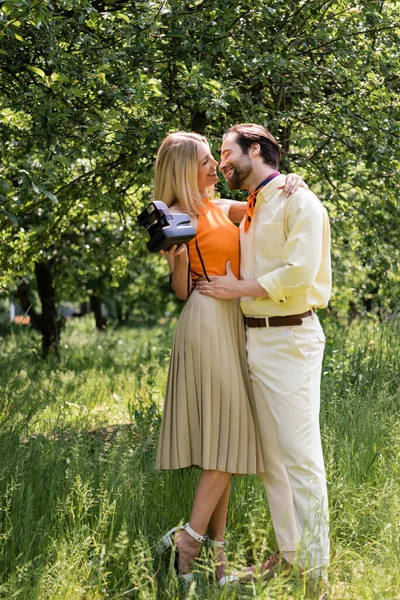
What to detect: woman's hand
<box><xmin>159</xmin><ymin>244</ymin><xmax>190</xmax><ymax>300</ymax></box>
<box><xmin>278</xmin><ymin>173</ymin><xmax>308</xmax><ymax>197</ymax></box>
<box><xmin>159</xmin><ymin>244</ymin><xmax>187</xmax><ymax>258</ymax></box>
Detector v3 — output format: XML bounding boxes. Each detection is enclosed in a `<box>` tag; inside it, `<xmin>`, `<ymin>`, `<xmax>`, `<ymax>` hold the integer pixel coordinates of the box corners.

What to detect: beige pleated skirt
<box><xmin>156</xmin><ymin>289</ymin><xmax>264</xmax><ymax>474</ymax></box>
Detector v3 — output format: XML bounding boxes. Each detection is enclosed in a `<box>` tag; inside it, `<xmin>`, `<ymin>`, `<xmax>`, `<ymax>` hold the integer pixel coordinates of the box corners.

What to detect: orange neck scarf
<box><xmin>244</xmin><ymin>190</ymin><xmax>258</xmax><ymax>233</ymax></box>
<box><xmin>243</xmin><ymin>171</ymin><xmax>280</xmax><ymax>232</ymax></box>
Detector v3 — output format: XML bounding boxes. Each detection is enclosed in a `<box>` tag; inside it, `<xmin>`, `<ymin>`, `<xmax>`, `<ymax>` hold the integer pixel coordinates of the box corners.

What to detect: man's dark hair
<box><xmin>224</xmin><ymin>123</ymin><xmax>282</xmax><ymax>169</ymax></box>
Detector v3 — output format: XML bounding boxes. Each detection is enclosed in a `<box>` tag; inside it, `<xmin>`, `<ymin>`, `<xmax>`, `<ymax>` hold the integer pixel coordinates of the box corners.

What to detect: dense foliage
<box><xmin>1</xmin><ymin>1</ymin><xmax>399</xmax><ymax>350</ymax></box>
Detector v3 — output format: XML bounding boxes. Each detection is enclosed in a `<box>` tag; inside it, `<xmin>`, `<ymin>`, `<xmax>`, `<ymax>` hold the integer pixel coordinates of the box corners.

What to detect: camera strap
<box><xmin>185</xmin><ymin>237</ymin><xmax>211</xmax><ymax>297</ymax></box>
<box><xmin>195</xmin><ymin>238</ymin><xmax>211</xmax><ymax>282</ymax></box>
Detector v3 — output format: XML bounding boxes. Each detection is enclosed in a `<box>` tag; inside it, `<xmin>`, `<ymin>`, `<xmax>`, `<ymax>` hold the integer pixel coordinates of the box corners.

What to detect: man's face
<box><xmin>220</xmin><ymin>132</ymin><xmax>253</xmax><ymax>190</ymax></box>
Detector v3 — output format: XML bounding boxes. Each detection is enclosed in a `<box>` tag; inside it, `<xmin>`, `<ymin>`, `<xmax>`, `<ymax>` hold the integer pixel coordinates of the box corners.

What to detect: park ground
<box><xmin>0</xmin><ymin>317</ymin><xmax>399</xmax><ymax>599</ymax></box>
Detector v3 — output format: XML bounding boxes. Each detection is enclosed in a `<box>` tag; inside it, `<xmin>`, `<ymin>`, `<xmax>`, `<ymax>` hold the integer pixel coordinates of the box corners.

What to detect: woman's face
<box><xmin>196</xmin><ymin>142</ymin><xmax>219</xmax><ymax>194</ymax></box>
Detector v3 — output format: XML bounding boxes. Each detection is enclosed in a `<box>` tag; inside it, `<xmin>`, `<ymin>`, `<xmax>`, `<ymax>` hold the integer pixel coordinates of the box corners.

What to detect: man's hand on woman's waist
<box><xmin>196</xmin><ymin>261</ymin><xmax>269</xmax><ymax>300</ymax></box>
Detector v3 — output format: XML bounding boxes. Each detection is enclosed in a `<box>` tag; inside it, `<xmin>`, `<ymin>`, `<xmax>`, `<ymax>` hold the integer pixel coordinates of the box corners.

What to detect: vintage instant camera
<box><xmin>137</xmin><ymin>201</ymin><xmax>196</xmax><ymax>252</ymax></box>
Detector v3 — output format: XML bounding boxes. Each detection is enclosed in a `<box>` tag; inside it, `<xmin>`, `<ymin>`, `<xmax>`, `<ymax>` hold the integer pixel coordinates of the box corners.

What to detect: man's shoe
<box><xmin>241</xmin><ymin>550</ymin><xmax>292</xmax><ymax>580</ymax></box>
<box><xmin>261</xmin><ymin>551</ymin><xmax>292</xmax><ymax>579</ymax></box>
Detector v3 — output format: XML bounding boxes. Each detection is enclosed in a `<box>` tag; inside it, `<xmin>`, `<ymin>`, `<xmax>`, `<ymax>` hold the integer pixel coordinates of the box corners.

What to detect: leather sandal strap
<box><xmin>183</xmin><ymin>522</ymin><xmax>208</xmax><ymax>544</ymax></box>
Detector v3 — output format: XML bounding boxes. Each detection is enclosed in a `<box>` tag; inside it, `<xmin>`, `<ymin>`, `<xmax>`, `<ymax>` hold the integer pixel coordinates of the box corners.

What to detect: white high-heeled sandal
<box><xmin>208</xmin><ymin>539</ymin><xmax>239</xmax><ymax>587</ymax></box>
<box><xmin>157</xmin><ymin>522</ymin><xmax>207</xmax><ymax>582</ymax></box>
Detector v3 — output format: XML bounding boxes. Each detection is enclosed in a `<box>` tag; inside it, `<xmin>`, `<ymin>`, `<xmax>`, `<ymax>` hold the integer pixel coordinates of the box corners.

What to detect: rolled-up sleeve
<box><xmin>257</xmin><ymin>192</ymin><xmax>329</xmax><ymax>304</ymax></box>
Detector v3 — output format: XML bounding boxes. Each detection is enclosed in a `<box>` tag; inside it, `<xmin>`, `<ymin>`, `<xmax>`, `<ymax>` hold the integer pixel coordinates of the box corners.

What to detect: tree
<box><xmin>1</xmin><ymin>1</ymin><xmax>399</xmax><ymax>355</ymax></box>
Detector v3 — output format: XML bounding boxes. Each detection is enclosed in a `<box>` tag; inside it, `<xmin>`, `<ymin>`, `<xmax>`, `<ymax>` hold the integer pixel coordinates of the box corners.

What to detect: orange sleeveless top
<box><xmin>188</xmin><ymin>199</ymin><xmax>240</xmax><ymax>280</ymax></box>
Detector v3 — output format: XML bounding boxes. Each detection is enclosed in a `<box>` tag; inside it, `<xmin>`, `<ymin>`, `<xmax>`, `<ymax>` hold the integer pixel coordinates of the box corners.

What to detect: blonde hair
<box><xmin>154</xmin><ymin>131</ymin><xmax>210</xmax><ymax>216</ymax></box>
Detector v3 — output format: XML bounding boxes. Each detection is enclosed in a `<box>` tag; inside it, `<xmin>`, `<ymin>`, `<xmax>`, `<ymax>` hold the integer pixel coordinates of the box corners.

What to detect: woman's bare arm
<box><xmin>213</xmin><ymin>199</ymin><xmax>246</xmax><ymax>223</ymax></box>
<box><xmin>160</xmin><ymin>245</ymin><xmax>191</xmax><ymax>301</ymax></box>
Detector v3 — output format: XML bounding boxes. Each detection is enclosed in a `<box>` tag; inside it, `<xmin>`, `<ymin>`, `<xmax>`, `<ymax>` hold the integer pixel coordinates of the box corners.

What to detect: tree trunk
<box><xmin>89</xmin><ymin>293</ymin><xmax>107</xmax><ymax>331</ymax></box>
<box><xmin>17</xmin><ymin>282</ymin><xmax>42</xmax><ymax>330</ymax></box>
<box><xmin>35</xmin><ymin>261</ymin><xmax>60</xmax><ymax>358</ymax></box>
<box><xmin>115</xmin><ymin>300</ymin><xmax>123</xmax><ymax>323</ymax></box>
<box><xmin>191</xmin><ymin>110</ymin><xmax>208</xmax><ymax>134</ymax></box>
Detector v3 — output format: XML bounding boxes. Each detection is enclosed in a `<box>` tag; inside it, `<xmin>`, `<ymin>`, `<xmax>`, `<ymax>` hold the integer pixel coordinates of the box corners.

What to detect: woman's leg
<box><xmin>207</xmin><ymin>478</ymin><xmax>231</xmax><ymax>541</ymax></box>
<box><xmin>176</xmin><ymin>470</ymin><xmax>232</xmax><ymax>575</ymax></box>
<box><xmin>190</xmin><ymin>470</ymin><xmax>232</xmax><ymax>534</ymax></box>
<box><xmin>207</xmin><ymin>479</ymin><xmax>232</xmax><ymax>581</ymax></box>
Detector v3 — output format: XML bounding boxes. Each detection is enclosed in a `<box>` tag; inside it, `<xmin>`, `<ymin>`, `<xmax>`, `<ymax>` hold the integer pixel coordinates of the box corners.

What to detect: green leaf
<box><xmin>208</xmin><ymin>79</ymin><xmax>221</xmax><ymax>90</ymax></box>
<box><xmin>1</xmin><ymin>2</ymin><xmax>16</xmax><ymax>16</ymax></box>
<box><xmin>72</xmin><ymin>87</ymin><xmax>85</xmax><ymax>98</ymax></box>
<box><xmin>116</xmin><ymin>13</ymin><xmax>130</xmax><ymax>23</ymax></box>
<box><xmin>31</xmin><ymin>182</ymin><xmax>59</xmax><ymax>204</ymax></box>
<box><xmin>86</xmin><ymin>124</ymin><xmax>102</xmax><ymax>135</ymax></box>
<box><xmin>3</xmin><ymin>210</ymin><xmax>19</xmax><ymax>226</ymax></box>
<box><xmin>53</xmin><ymin>155</ymin><xmax>70</xmax><ymax>167</ymax></box>
<box><xmin>26</xmin><ymin>66</ymin><xmax>46</xmax><ymax>78</ymax></box>
<box><xmin>13</xmin><ymin>32</ymin><xmax>26</xmax><ymax>42</ymax></box>
<box><xmin>228</xmin><ymin>90</ymin><xmax>241</xmax><ymax>101</ymax></box>
<box><xmin>37</xmin><ymin>185</ymin><xmax>59</xmax><ymax>204</ymax></box>
<box><xmin>51</xmin><ymin>73</ymin><xmax>70</xmax><ymax>83</ymax></box>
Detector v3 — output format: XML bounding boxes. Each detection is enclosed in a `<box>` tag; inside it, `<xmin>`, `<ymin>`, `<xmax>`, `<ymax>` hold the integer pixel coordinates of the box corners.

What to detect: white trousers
<box><xmin>246</xmin><ymin>313</ymin><xmax>329</xmax><ymax>575</ymax></box>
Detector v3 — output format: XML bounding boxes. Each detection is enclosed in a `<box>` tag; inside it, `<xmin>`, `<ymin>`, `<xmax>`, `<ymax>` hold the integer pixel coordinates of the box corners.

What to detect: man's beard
<box><xmin>227</xmin><ymin>155</ymin><xmax>253</xmax><ymax>190</ymax></box>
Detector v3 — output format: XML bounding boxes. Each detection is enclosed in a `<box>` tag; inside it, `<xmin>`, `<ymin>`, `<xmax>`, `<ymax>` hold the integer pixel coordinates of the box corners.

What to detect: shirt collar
<box><xmin>254</xmin><ymin>171</ymin><xmax>280</xmax><ymax>192</ymax></box>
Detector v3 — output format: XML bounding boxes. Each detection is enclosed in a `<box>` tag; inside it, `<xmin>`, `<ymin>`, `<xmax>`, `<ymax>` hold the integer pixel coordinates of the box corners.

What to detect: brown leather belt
<box><xmin>244</xmin><ymin>310</ymin><xmax>313</xmax><ymax>328</ymax></box>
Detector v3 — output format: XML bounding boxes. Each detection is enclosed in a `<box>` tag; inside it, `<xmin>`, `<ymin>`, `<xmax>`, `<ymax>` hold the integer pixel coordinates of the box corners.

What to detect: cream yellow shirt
<box><xmin>240</xmin><ymin>174</ymin><xmax>331</xmax><ymax>317</ymax></box>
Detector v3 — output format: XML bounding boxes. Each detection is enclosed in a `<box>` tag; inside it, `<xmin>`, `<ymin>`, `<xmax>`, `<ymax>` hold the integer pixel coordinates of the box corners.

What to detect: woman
<box><xmin>154</xmin><ymin>131</ymin><xmax>305</xmax><ymax>585</ymax></box>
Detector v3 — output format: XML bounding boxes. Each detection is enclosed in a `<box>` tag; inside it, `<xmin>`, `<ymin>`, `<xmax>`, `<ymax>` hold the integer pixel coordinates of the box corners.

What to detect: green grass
<box><xmin>0</xmin><ymin>317</ymin><xmax>399</xmax><ymax>599</ymax></box>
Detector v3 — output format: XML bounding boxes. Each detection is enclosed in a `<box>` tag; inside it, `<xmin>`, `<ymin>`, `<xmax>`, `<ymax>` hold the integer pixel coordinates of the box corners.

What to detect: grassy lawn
<box><xmin>0</xmin><ymin>317</ymin><xmax>399</xmax><ymax>599</ymax></box>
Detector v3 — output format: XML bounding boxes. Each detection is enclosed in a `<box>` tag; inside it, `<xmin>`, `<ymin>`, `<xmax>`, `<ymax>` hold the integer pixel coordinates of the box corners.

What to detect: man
<box><xmin>197</xmin><ymin>123</ymin><xmax>331</xmax><ymax>598</ymax></box>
